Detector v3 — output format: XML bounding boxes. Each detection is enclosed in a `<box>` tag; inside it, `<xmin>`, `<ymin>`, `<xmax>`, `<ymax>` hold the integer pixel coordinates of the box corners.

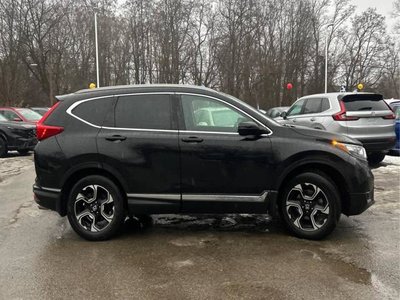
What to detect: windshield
<box><xmin>0</xmin><ymin>114</ymin><xmax>8</xmax><ymax>121</ymax></box>
<box><xmin>15</xmin><ymin>108</ymin><xmax>42</xmax><ymax>121</ymax></box>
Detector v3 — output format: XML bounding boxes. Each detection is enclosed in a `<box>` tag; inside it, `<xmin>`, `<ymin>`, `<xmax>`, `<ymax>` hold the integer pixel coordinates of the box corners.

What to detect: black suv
<box><xmin>0</xmin><ymin>114</ymin><xmax>37</xmax><ymax>157</ymax></box>
<box><xmin>33</xmin><ymin>85</ymin><xmax>374</xmax><ymax>241</ymax></box>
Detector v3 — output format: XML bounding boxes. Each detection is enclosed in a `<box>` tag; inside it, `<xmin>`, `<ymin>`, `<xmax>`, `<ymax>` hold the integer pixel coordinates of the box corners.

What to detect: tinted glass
<box><xmin>303</xmin><ymin>98</ymin><xmax>322</xmax><ymax>114</ymax></box>
<box><xmin>115</xmin><ymin>94</ymin><xmax>171</xmax><ymax>129</ymax></box>
<box><xmin>342</xmin><ymin>94</ymin><xmax>388</xmax><ymax>111</ymax></box>
<box><xmin>72</xmin><ymin>97</ymin><xmax>114</xmax><ymax>126</ymax></box>
<box><xmin>15</xmin><ymin>108</ymin><xmax>42</xmax><ymax>121</ymax></box>
<box><xmin>0</xmin><ymin>110</ymin><xmax>20</xmax><ymax>120</ymax></box>
<box><xmin>181</xmin><ymin>95</ymin><xmax>250</xmax><ymax>132</ymax></box>
<box><xmin>321</xmin><ymin>98</ymin><xmax>330</xmax><ymax>112</ymax></box>
<box><xmin>287</xmin><ymin>99</ymin><xmax>305</xmax><ymax>116</ymax></box>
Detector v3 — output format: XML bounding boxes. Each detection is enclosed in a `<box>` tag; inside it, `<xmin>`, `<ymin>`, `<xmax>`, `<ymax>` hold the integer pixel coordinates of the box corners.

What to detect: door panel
<box><xmin>178</xmin><ymin>94</ymin><xmax>273</xmax><ymax>212</ymax></box>
<box><xmin>96</xmin><ymin>93</ymin><xmax>181</xmax><ymax>212</ymax></box>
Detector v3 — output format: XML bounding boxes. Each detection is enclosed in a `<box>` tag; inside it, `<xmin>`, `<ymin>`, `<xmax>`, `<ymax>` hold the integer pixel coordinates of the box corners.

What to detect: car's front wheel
<box><xmin>367</xmin><ymin>152</ymin><xmax>385</xmax><ymax>165</ymax></box>
<box><xmin>67</xmin><ymin>175</ymin><xmax>125</xmax><ymax>241</ymax></box>
<box><xmin>280</xmin><ymin>172</ymin><xmax>341</xmax><ymax>240</ymax></box>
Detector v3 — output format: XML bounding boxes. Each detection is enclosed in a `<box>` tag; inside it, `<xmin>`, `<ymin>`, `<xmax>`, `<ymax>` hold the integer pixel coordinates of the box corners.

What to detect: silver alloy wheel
<box><xmin>286</xmin><ymin>183</ymin><xmax>330</xmax><ymax>231</ymax></box>
<box><xmin>74</xmin><ymin>185</ymin><xmax>115</xmax><ymax>232</ymax></box>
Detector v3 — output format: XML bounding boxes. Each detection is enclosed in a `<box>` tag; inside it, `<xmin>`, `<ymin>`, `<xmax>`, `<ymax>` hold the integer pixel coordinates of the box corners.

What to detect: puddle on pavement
<box><xmin>152</xmin><ymin>214</ymin><xmax>273</xmax><ymax>232</ymax></box>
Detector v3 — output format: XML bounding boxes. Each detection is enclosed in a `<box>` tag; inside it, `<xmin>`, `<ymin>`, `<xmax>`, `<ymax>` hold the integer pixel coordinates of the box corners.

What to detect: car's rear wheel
<box><xmin>280</xmin><ymin>172</ymin><xmax>341</xmax><ymax>240</ymax></box>
<box><xmin>17</xmin><ymin>149</ymin><xmax>30</xmax><ymax>155</ymax></box>
<box><xmin>0</xmin><ymin>137</ymin><xmax>7</xmax><ymax>158</ymax></box>
<box><xmin>367</xmin><ymin>152</ymin><xmax>385</xmax><ymax>165</ymax></box>
<box><xmin>67</xmin><ymin>175</ymin><xmax>125</xmax><ymax>241</ymax></box>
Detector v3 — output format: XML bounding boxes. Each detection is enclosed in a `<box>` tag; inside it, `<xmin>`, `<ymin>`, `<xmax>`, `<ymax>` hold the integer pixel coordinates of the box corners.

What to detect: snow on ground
<box><xmin>0</xmin><ymin>152</ymin><xmax>34</xmax><ymax>185</ymax></box>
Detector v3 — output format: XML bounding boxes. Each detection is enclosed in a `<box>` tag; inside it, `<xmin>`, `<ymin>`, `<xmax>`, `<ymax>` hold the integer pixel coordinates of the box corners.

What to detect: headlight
<box><xmin>332</xmin><ymin>140</ymin><xmax>367</xmax><ymax>160</ymax></box>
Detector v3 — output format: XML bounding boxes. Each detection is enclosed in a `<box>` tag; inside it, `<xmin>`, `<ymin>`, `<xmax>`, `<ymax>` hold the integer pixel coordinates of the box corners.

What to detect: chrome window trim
<box><xmin>66</xmin><ymin>91</ymin><xmax>273</xmax><ymax>136</ymax></box>
<box><xmin>66</xmin><ymin>95</ymin><xmax>115</xmax><ymax>129</ymax></box>
<box><xmin>178</xmin><ymin>92</ymin><xmax>272</xmax><ymax>135</ymax></box>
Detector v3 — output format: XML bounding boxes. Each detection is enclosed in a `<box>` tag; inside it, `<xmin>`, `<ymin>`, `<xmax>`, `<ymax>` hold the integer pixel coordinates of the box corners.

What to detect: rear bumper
<box><xmin>33</xmin><ymin>184</ymin><xmax>64</xmax><ymax>216</ymax></box>
<box><xmin>357</xmin><ymin>137</ymin><xmax>396</xmax><ymax>153</ymax></box>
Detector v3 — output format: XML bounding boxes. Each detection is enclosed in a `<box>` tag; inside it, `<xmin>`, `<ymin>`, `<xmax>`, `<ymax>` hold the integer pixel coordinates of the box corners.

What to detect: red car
<box><xmin>0</xmin><ymin>107</ymin><xmax>42</xmax><ymax>124</ymax></box>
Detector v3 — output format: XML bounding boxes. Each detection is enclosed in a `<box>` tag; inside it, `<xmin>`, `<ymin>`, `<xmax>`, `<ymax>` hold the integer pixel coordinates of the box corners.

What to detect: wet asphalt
<box><xmin>0</xmin><ymin>154</ymin><xmax>399</xmax><ymax>299</ymax></box>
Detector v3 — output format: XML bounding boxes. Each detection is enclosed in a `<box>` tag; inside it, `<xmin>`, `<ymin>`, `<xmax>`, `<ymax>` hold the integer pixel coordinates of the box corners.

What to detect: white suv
<box><xmin>278</xmin><ymin>92</ymin><xmax>396</xmax><ymax>164</ymax></box>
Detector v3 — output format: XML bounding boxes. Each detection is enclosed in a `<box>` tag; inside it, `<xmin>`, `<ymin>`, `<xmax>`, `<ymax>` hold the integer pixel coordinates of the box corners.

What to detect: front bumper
<box><xmin>346</xmin><ymin>188</ymin><xmax>374</xmax><ymax>215</ymax></box>
<box><xmin>33</xmin><ymin>184</ymin><xmax>64</xmax><ymax>216</ymax></box>
<box><xmin>9</xmin><ymin>137</ymin><xmax>37</xmax><ymax>151</ymax></box>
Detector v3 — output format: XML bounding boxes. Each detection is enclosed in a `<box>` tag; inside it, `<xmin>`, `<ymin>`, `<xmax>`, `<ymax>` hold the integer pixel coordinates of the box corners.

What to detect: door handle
<box><xmin>181</xmin><ymin>136</ymin><xmax>204</xmax><ymax>143</ymax></box>
<box><xmin>310</xmin><ymin>118</ymin><xmax>316</xmax><ymax>122</ymax></box>
<box><xmin>105</xmin><ymin>135</ymin><xmax>127</xmax><ymax>142</ymax></box>
<box><xmin>292</xmin><ymin>119</ymin><xmax>297</xmax><ymax>122</ymax></box>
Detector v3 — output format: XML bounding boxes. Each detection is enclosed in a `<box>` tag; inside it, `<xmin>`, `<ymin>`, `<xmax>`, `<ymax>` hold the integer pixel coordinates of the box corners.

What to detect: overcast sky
<box><xmin>351</xmin><ymin>0</ymin><xmax>396</xmax><ymax>31</ymax></box>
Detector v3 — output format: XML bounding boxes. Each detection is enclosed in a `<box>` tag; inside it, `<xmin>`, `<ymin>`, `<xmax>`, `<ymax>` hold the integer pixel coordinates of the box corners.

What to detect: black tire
<box><xmin>0</xmin><ymin>137</ymin><xmax>7</xmax><ymax>158</ymax></box>
<box><xmin>67</xmin><ymin>175</ymin><xmax>125</xmax><ymax>241</ymax></box>
<box><xmin>17</xmin><ymin>149</ymin><xmax>30</xmax><ymax>155</ymax></box>
<box><xmin>367</xmin><ymin>152</ymin><xmax>385</xmax><ymax>165</ymax></box>
<box><xmin>279</xmin><ymin>172</ymin><xmax>341</xmax><ymax>240</ymax></box>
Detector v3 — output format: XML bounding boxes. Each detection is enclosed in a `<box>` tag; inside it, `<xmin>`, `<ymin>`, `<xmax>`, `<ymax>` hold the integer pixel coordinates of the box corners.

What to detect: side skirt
<box><xmin>126</xmin><ymin>191</ymin><xmax>279</xmax><ymax>215</ymax></box>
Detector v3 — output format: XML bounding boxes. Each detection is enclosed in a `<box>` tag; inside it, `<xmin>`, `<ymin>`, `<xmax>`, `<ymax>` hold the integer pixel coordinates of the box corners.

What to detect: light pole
<box><xmin>94</xmin><ymin>10</ymin><xmax>100</xmax><ymax>88</ymax></box>
<box><xmin>324</xmin><ymin>23</ymin><xmax>334</xmax><ymax>93</ymax></box>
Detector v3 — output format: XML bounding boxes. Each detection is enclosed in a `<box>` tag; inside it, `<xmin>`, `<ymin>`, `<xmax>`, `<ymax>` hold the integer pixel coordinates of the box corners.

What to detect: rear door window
<box><xmin>342</xmin><ymin>94</ymin><xmax>389</xmax><ymax>111</ymax></box>
<box><xmin>303</xmin><ymin>98</ymin><xmax>322</xmax><ymax>114</ymax></box>
<box><xmin>321</xmin><ymin>98</ymin><xmax>330</xmax><ymax>112</ymax></box>
<box><xmin>115</xmin><ymin>94</ymin><xmax>172</xmax><ymax>129</ymax></box>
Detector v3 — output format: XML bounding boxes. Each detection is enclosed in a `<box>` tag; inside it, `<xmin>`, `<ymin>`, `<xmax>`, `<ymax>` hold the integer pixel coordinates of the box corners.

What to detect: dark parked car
<box><xmin>265</xmin><ymin>106</ymin><xmax>290</xmax><ymax>119</ymax></box>
<box><xmin>31</xmin><ymin>107</ymin><xmax>50</xmax><ymax>116</ymax></box>
<box><xmin>0</xmin><ymin>114</ymin><xmax>37</xmax><ymax>157</ymax></box>
<box><xmin>33</xmin><ymin>85</ymin><xmax>374</xmax><ymax>241</ymax></box>
<box><xmin>0</xmin><ymin>107</ymin><xmax>42</xmax><ymax>124</ymax></box>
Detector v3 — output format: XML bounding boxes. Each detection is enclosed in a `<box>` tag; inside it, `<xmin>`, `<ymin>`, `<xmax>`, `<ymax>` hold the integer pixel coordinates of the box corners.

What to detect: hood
<box><xmin>0</xmin><ymin>120</ymin><xmax>36</xmax><ymax>129</ymax></box>
<box><xmin>285</xmin><ymin>124</ymin><xmax>362</xmax><ymax>146</ymax></box>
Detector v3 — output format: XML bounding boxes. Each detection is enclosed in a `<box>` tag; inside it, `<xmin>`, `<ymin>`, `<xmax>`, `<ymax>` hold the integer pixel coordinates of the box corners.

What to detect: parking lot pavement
<box><xmin>0</xmin><ymin>153</ymin><xmax>399</xmax><ymax>299</ymax></box>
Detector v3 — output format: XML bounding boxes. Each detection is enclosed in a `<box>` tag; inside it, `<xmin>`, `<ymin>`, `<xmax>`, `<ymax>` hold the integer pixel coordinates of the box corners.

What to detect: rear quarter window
<box><xmin>72</xmin><ymin>97</ymin><xmax>114</xmax><ymax>126</ymax></box>
<box><xmin>342</xmin><ymin>94</ymin><xmax>388</xmax><ymax>111</ymax></box>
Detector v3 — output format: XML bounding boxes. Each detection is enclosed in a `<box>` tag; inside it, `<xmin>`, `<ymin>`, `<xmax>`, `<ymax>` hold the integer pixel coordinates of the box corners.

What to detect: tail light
<box><xmin>36</xmin><ymin>102</ymin><xmax>64</xmax><ymax>141</ymax></box>
<box><xmin>332</xmin><ymin>100</ymin><xmax>359</xmax><ymax>121</ymax></box>
<box><xmin>382</xmin><ymin>113</ymin><xmax>395</xmax><ymax>119</ymax></box>
<box><xmin>382</xmin><ymin>102</ymin><xmax>396</xmax><ymax>119</ymax></box>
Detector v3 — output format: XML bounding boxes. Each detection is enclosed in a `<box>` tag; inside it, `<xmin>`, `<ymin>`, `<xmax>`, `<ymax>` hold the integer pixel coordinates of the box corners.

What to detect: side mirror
<box><xmin>280</xmin><ymin>111</ymin><xmax>287</xmax><ymax>119</ymax></box>
<box><xmin>238</xmin><ymin>121</ymin><xmax>265</xmax><ymax>136</ymax></box>
<box><xmin>13</xmin><ymin>117</ymin><xmax>22</xmax><ymax>122</ymax></box>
